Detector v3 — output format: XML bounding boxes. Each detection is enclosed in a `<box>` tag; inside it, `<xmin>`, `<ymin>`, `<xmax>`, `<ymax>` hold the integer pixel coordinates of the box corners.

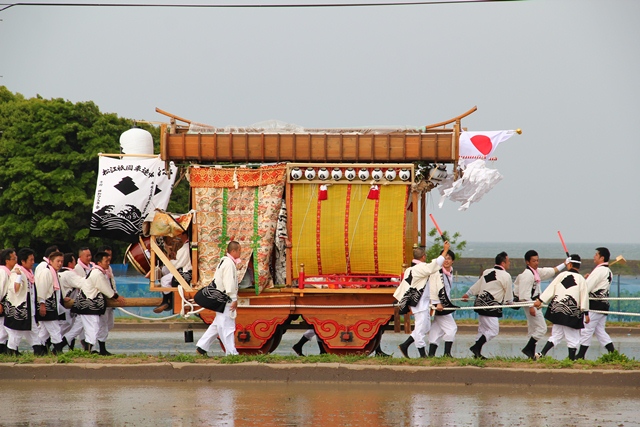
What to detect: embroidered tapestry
<box><xmin>191</xmin><ymin>165</ymin><xmax>286</xmax><ymax>294</ymax></box>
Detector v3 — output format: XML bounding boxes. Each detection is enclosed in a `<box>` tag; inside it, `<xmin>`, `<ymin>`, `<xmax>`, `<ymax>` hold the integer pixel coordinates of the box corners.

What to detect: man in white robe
<box><xmin>534</xmin><ymin>254</ymin><xmax>590</xmax><ymax>360</ymax></box>
<box><xmin>196</xmin><ymin>241</ymin><xmax>241</xmax><ymax>357</ymax></box>
<box><xmin>0</xmin><ymin>248</ymin><xmax>18</xmax><ymax>354</ymax></box>
<box><xmin>5</xmin><ymin>248</ymin><xmax>43</xmax><ymax>355</ymax></box>
<box><xmin>59</xmin><ymin>253</ymin><xmax>86</xmax><ymax>349</ymax></box>
<box><xmin>96</xmin><ymin>245</ymin><xmax>117</xmax><ymax>355</ymax></box>
<box><xmin>428</xmin><ymin>249</ymin><xmax>458</xmax><ymax>357</ymax></box>
<box><xmin>515</xmin><ymin>250</ymin><xmax>567</xmax><ymax>359</ymax></box>
<box><xmin>462</xmin><ymin>251</ymin><xmax>513</xmax><ymax>359</ymax></box>
<box><xmin>34</xmin><ymin>251</ymin><xmax>66</xmax><ymax>354</ymax></box>
<box><xmin>394</xmin><ymin>241</ymin><xmax>450</xmax><ymax>358</ymax></box>
<box><xmin>72</xmin><ymin>251</ymin><xmax>125</xmax><ymax>353</ymax></box>
<box><xmin>577</xmin><ymin>247</ymin><xmax>616</xmax><ymax>359</ymax></box>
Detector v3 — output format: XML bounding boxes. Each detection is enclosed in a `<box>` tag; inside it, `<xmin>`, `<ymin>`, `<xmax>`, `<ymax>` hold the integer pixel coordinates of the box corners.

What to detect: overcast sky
<box><xmin>1</xmin><ymin>0</ymin><xmax>639</xmax><ymax>244</ymax></box>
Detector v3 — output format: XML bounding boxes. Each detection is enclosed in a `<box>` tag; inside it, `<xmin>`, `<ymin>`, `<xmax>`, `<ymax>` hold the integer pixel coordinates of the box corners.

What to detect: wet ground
<box><xmin>4</xmin><ymin>329</ymin><xmax>640</xmax><ymax>426</ymax></box>
<box><xmin>1</xmin><ymin>380</ymin><xmax>638</xmax><ymax>427</ymax></box>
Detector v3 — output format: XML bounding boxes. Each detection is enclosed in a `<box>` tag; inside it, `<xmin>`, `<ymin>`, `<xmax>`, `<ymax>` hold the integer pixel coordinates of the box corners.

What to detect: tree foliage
<box><xmin>0</xmin><ymin>86</ymin><xmax>171</xmax><ymax>258</ymax></box>
<box><xmin>426</xmin><ymin>227</ymin><xmax>467</xmax><ymax>261</ymax></box>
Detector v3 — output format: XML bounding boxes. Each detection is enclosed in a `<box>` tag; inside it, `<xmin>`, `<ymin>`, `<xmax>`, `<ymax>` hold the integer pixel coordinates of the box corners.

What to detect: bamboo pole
<box><xmin>150</xmin><ymin>237</ymin><xmax>193</xmax><ymax>292</ymax></box>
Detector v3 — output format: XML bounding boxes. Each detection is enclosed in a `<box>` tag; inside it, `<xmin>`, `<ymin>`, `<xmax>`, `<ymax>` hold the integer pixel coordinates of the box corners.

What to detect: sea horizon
<box><xmin>452</xmin><ymin>241</ymin><xmax>640</xmax><ymax>261</ymax></box>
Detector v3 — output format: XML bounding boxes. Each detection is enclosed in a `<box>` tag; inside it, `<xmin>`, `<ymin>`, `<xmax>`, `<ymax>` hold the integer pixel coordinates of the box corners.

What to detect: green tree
<box><xmin>425</xmin><ymin>227</ymin><xmax>466</xmax><ymax>261</ymax></box>
<box><xmin>0</xmin><ymin>86</ymin><xmax>164</xmax><ymax>257</ymax></box>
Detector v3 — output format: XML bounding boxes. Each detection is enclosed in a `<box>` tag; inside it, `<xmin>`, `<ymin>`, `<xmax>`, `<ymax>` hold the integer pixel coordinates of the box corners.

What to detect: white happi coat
<box><xmin>393</xmin><ymin>257</ymin><xmax>444</xmax><ymax>314</ymax></box>
<box><xmin>514</xmin><ymin>266</ymin><xmax>557</xmax><ymax>302</ymax></box>
<box><xmin>34</xmin><ymin>262</ymin><xmax>62</xmax><ymax>321</ymax></box>
<box><xmin>0</xmin><ymin>266</ymin><xmax>10</xmax><ymax>303</ymax></box>
<box><xmin>6</xmin><ymin>268</ymin><xmax>36</xmax><ymax>331</ymax></box>
<box><xmin>84</xmin><ymin>268</ymin><xmax>116</xmax><ymax>301</ymax></box>
<box><xmin>74</xmin><ymin>261</ymin><xmax>93</xmax><ymax>278</ymax></box>
<box><xmin>539</xmin><ymin>269</ymin><xmax>589</xmax><ymax>329</ymax></box>
<box><xmin>466</xmin><ymin>266</ymin><xmax>513</xmax><ymax>318</ymax></box>
<box><xmin>72</xmin><ymin>267</ymin><xmax>117</xmax><ymax>317</ymax></box>
<box><xmin>585</xmin><ymin>263</ymin><xmax>612</xmax><ymax>312</ymax></box>
<box><xmin>213</xmin><ymin>255</ymin><xmax>239</xmax><ymax>302</ymax></box>
<box><xmin>59</xmin><ymin>268</ymin><xmax>84</xmax><ymax>300</ymax></box>
<box><xmin>429</xmin><ymin>267</ymin><xmax>456</xmax><ymax>315</ymax></box>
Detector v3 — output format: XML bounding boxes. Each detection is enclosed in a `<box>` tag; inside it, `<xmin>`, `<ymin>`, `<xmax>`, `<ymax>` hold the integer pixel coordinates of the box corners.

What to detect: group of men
<box><xmin>393</xmin><ymin>244</ymin><xmax>618</xmax><ymax>361</ymax></box>
<box><xmin>1</xmin><ymin>238</ymin><xmax>617</xmax><ymax>360</ymax></box>
<box><xmin>0</xmin><ymin>245</ymin><xmax>123</xmax><ymax>356</ymax></box>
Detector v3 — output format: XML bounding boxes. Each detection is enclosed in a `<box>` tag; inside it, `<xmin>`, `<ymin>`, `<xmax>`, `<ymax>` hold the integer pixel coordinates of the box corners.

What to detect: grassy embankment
<box><xmin>0</xmin><ymin>349</ymin><xmax>636</xmax><ymax>370</ymax></box>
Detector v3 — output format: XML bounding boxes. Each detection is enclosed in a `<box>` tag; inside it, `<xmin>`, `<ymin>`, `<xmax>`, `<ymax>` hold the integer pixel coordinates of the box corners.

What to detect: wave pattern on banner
<box><xmin>90</xmin><ymin>156</ymin><xmax>176</xmax><ymax>243</ymax></box>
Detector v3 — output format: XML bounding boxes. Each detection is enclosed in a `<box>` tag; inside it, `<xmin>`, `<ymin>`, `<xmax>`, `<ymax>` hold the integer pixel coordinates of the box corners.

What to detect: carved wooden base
<box><xmin>304</xmin><ymin>314</ymin><xmax>391</xmax><ymax>354</ymax></box>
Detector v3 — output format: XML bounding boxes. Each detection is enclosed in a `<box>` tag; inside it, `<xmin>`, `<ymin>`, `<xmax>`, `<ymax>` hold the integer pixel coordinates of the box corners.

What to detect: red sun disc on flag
<box><xmin>470</xmin><ymin>135</ymin><xmax>493</xmax><ymax>155</ymax></box>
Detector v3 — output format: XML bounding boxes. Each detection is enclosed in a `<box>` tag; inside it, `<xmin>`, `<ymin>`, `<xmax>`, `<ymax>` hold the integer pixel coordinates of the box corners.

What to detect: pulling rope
<box><xmin>115</xmin><ymin>284</ymin><xmax>206</xmax><ymax>321</ymax></box>
<box><xmin>122</xmin><ymin>286</ymin><xmax>640</xmax><ymax>319</ymax></box>
<box><xmin>436</xmin><ymin>302</ymin><xmax>535</xmax><ymax>311</ymax></box>
<box><xmin>177</xmin><ymin>285</ymin><xmax>204</xmax><ymax>319</ymax></box>
<box><xmin>587</xmin><ymin>309</ymin><xmax>640</xmax><ymax>317</ymax></box>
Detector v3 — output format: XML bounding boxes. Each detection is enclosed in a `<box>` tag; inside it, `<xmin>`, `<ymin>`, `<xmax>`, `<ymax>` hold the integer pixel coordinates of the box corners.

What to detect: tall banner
<box><xmin>90</xmin><ymin>156</ymin><xmax>177</xmax><ymax>242</ymax></box>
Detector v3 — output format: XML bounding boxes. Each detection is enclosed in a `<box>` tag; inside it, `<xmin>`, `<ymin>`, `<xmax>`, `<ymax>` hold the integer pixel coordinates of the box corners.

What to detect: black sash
<box><xmin>194</xmin><ymin>279</ymin><xmax>231</xmax><ymax>313</ymax></box>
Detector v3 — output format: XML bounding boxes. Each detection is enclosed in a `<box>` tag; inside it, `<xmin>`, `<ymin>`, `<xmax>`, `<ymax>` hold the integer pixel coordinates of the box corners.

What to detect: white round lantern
<box><xmin>371</xmin><ymin>168</ymin><xmax>383</xmax><ymax>181</ymax></box>
<box><xmin>358</xmin><ymin>168</ymin><xmax>370</xmax><ymax>181</ymax></box>
<box><xmin>304</xmin><ymin>168</ymin><xmax>316</xmax><ymax>180</ymax></box>
<box><xmin>385</xmin><ymin>168</ymin><xmax>397</xmax><ymax>181</ymax></box>
<box><xmin>290</xmin><ymin>167</ymin><xmax>302</xmax><ymax>180</ymax></box>
<box><xmin>120</xmin><ymin>128</ymin><xmax>154</xmax><ymax>159</ymax></box>
<box><xmin>331</xmin><ymin>168</ymin><xmax>343</xmax><ymax>181</ymax></box>
<box><xmin>399</xmin><ymin>169</ymin><xmax>411</xmax><ymax>181</ymax></box>
<box><xmin>318</xmin><ymin>167</ymin><xmax>329</xmax><ymax>181</ymax></box>
<box><xmin>344</xmin><ymin>168</ymin><xmax>356</xmax><ymax>181</ymax></box>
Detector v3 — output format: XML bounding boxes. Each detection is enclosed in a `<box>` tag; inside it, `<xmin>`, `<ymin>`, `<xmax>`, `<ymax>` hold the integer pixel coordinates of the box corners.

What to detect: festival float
<box><xmin>100</xmin><ymin>106</ymin><xmax>518</xmax><ymax>355</ymax></box>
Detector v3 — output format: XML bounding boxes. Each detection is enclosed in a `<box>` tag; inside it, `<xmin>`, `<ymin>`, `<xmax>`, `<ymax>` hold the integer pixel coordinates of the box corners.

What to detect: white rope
<box><xmin>438</xmin><ymin>302</ymin><xmax>535</xmax><ymax>311</ymax></box>
<box><xmin>296</xmin><ymin>303</ymin><xmax>397</xmax><ymax>309</ymax></box>
<box><xmin>177</xmin><ymin>285</ymin><xmax>205</xmax><ymax>319</ymax></box>
<box><xmin>589</xmin><ymin>309</ymin><xmax>640</xmax><ymax>317</ymax></box>
<box><xmin>236</xmin><ymin>303</ymin><xmax>398</xmax><ymax>309</ymax></box>
<box><xmin>590</xmin><ymin>297</ymin><xmax>640</xmax><ymax>301</ymax></box>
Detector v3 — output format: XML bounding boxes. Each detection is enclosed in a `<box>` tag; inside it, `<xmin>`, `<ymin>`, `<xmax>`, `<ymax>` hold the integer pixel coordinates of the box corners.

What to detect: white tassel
<box><xmin>233</xmin><ymin>168</ymin><xmax>239</xmax><ymax>189</ymax></box>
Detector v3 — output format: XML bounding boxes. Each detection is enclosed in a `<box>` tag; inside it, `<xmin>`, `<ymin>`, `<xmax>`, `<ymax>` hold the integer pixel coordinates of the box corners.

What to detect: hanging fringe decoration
<box><xmin>367</xmin><ymin>184</ymin><xmax>379</xmax><ymax>200</ymax></box>
<box><xmin>318</xmin><ymin>184</ymin><xmax>328</xmax><ymax>201</ymax></box>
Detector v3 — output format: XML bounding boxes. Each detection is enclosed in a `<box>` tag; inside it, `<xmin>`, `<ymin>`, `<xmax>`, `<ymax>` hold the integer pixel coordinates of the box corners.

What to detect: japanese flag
<box><xmin>459</xmin><ymin>130</ymin><xmax>515</xmax><ymax>167</ymax></box>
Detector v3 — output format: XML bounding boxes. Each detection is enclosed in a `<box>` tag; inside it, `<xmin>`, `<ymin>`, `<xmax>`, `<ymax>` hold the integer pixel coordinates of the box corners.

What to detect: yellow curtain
<box><xmin>291</xmin><ymin>183</ymin><xmax>407</xmax><ymax>278</ymax></box>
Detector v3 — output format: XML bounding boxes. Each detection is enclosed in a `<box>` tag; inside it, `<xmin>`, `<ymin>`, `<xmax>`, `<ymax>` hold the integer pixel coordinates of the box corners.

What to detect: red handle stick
<box><xmin>557</xmin><ymin>231</ymin><xmax>570</xmax><ymax>257</ymax></box>
<box><xmin>429</xmin><ymin>214</ymin><xmax>444</xmax><ymax>237</ymax></box>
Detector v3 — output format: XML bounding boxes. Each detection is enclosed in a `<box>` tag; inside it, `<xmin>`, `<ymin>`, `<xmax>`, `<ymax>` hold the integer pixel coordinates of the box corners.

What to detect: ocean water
<box><xmin>459</xmin><ymin>241</ymin><xmax>640</xmax><ymax>260</ymax></box>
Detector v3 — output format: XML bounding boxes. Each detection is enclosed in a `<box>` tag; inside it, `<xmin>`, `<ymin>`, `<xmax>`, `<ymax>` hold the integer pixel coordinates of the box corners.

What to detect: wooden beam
<box><xmin>150</xmin><ymin>237</ymin><xmax>193</xmax><ymax>292</ymax></box>
<box><xmin>424</xmin><ymin>105</ymin><xmax>477</xmax><ymax>130</ymax></box>
<box><xmin>107</xmin><ymin>297</ymin><xmax>163</xmax><ymax>307</ymax></box>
